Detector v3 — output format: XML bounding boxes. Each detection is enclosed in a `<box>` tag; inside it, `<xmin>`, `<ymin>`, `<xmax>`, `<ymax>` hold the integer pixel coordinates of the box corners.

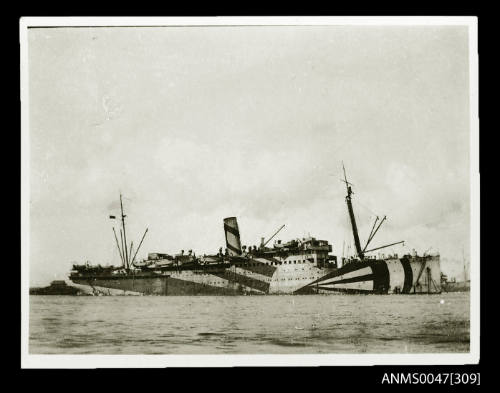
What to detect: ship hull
<box><xmin>70</xmin><ymin>255</ymin><xmax>440</xmax><ymax>295</ymax></box>
<box><xmin>71</xmin><ymin>259</ymin><xmax>335</xmax><ymax>295</ymax></box>
<box><xmin>297</xmin><ymin>255</ymin><xmax>441</xmax><ymax>294</ymax></box>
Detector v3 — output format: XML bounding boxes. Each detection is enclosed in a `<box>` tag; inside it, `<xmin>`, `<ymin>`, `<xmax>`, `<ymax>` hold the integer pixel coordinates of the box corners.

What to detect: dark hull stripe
<box><xmin>165</xmin><ymin>276</ymin><xmax>243</xmax><ymax>295</ymax></box>
<box><xmin>211</xmin><ymin>270</ymin><xmax>270</xmax><ymax>293</ymax></box>
<box><xmin>316</xmin><ymin>286</ymin><xmax>376</xmax><ymax>294</ymax></box>
<box><xmin>401</xmin><ymin>257</ymin><xmax>413</xmax><ymax>294</ymax></box>
<box><xmin>72</xmin><ymin>276</ymin><xmax>168</xmax><ymax>295</ymax></box>
<box><xmin>371</xmin><ymin>260</ymin><xmax>390</xmax><ymax>293</ymax></box>
<box><xmin>236</xmin><ymin>260</ymin><xmax>277</xmax><ymax>277</ymax></box>
<box><xmin>73</xmin><ymin>276</ymin><xmax>248</xmax><ymax>295</ymax></box>
<box><xmin>297</xmin><ymin>260</ymin><xmax>390</xmax><ymax>294</ymax></box>
<box><xmin>72</xmin><ymin>274</ymin><xmax>162</xmax><ymax>280</ymax></box>
<box><xmin>224</xmin><ymin>224</ymin><xmax>240</xmax><ymax>237</ymax></box>
<box><xmin>293</xmin><ymin>286</ymin><xmax>316</xmax><ymax>295</ymax></box>
<box><xmin>305</xmin><ymin>260</ymin><xmax>371</xmax><ymax>286</ymax></box>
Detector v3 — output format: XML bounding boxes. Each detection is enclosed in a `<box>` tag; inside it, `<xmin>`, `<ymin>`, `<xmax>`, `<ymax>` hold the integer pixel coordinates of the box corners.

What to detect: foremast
<box><xmin>342</xmin><ymin>163</ymin><xmax>364</xmax><ymax>260</ymax></box>
<box><xmin>340</xmin><ymin>163</ymin><xmax>404</xmax><ymax>262</ymax></box>
<box><xmin>111</xmin><ymin>194</ymin><xmax>148</xmax><ymax>271</ymax></box>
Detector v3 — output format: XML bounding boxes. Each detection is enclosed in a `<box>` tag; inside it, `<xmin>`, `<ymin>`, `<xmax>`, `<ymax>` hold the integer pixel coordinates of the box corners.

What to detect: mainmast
<box><xmin>342</xmin><ymin>163</ymin><xmax>364</xmax><ymax>260</ymax></box>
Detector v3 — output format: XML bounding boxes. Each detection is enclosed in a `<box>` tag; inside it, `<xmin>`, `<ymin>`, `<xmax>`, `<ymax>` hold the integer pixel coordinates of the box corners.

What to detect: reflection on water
<box><xmin>29</xmin><ymin>293</ymin><xmax>470</xmax><ymax>354</ymax></box>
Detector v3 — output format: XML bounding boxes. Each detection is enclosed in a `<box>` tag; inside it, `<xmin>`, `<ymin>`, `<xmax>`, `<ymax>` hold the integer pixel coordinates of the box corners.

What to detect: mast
<box><xmin>120</xmin><ymin>194</ymin><xmax>129</xmax><ymax>270</ymax></box>
<box><xmin>342</xmin><ymin>163</ymin><xmax>364</xmax><ymax>260</ymax></box>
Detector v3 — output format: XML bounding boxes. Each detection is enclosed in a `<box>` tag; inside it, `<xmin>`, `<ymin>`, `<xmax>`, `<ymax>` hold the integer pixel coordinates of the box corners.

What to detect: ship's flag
<box><xmin>109</xmin><ymin>215</ymin><xmax>116</xmax><ymax>219</ymax></box>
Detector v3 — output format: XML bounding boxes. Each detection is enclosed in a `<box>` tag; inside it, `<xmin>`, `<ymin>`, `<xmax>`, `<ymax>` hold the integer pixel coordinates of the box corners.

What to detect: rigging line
<box><xmin>354</xmin><ymin>197</ymin><xmax>379</xmax><ymax>218</ymax></box>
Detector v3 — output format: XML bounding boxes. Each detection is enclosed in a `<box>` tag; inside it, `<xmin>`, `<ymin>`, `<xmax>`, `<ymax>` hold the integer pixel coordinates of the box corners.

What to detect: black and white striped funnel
<box><xmin>223</xmin><ymin>217</ymin><xmax>242</xmax><ymax>256</ymax></box>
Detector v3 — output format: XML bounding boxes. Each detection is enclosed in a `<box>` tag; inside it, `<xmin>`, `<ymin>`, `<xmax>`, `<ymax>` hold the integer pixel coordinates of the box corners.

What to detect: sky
<box><xmin>27</xmin><ymin>25</ymin><xmax>472</xmax><ymax>286</ymax></box>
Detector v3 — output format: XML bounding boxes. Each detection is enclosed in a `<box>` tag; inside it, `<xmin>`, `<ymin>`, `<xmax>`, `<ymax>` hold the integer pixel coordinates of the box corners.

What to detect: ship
<box><xmin>30</xmin><ymin>280</ymin><xmax>82</xmax><ymax>296</ymax></box>
<box><xmin>69</xmin><ymin>165</ymin><xmax>441</xmax><ymax>295</ymax></box>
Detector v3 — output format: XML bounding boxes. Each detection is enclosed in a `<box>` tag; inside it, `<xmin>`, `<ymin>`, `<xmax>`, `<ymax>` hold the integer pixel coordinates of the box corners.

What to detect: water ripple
<box><xmin>29</xmin><ymin>293</ymin><xmax>470</xmax><ymax>354</ymax></box>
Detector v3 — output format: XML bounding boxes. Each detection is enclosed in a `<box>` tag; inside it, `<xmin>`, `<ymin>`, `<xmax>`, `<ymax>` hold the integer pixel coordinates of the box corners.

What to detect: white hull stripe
<box><xmin>320</xmin><ymin>266</ymin><xmax>372</xmax><ymax>286</ymax></box>
<box><xmin>317</xmin><ymin>280</ymin><xmax>374</xmax><ymax>291</ymax></box>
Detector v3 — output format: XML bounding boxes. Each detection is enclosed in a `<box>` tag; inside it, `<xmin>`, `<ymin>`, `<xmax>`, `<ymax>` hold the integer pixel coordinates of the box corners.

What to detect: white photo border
<box><xmin>20</xmin><ymin>16</ymin><xmax>480</xmax><ymax>368</ymax></box>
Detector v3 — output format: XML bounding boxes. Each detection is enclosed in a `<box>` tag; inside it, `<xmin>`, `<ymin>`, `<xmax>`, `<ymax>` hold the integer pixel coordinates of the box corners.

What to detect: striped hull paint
<box><xmin>70</xmin><ymin>258</ymin><xmax>336</xmax><ymax>295</ymax></box>
<box><xmin>296</xmin><ymin>255</ymin><xmax>441</xmax><ymax>294</ymax></box>
<box><xmin>70</xmin><ymin>255</ymin><xmax>440</xmax><ymax>295</ymax></box>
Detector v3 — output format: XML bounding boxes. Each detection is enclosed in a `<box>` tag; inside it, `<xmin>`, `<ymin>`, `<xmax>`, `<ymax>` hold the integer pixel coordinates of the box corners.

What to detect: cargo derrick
<box><xmin>341</xmin><ymin>163</ymin><xmax>404</xmax><ymax>263</ymax></box>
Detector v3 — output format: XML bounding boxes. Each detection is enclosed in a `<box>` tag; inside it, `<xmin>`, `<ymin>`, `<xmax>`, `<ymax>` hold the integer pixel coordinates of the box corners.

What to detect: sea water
<box><xmin>29</xmin><ymin>292</ymin><xmax>470</xmax><ymax>354</ymax></box>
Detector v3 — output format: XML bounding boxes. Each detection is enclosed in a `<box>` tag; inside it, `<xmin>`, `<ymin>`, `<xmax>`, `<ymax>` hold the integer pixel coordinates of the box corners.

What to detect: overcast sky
<box><xmin>28</xmin><ymin>25</ymin><xmax>471</xmax><ymax>285</ymax></box>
